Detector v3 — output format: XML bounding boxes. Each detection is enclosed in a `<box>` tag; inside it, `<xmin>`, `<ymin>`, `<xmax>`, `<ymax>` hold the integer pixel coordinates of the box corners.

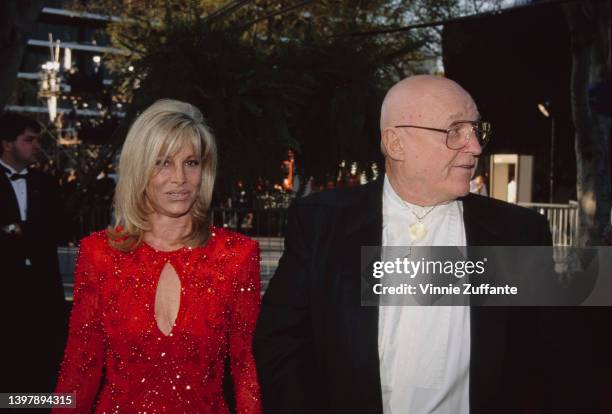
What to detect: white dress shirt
<box><xmin>379</xmin><ymin>175</ymin><xmax>470</xmax><ymax>414</ymax></box>
<box><xmin>0</xmin><ymin>159</ymin><xmax>28</xmax><ymax>221</ymax></box>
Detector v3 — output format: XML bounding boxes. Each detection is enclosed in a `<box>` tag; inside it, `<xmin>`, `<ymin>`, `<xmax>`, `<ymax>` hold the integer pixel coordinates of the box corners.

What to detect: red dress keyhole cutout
<box><xmin>154</xmin><ymin>262</ymin><xmax>181</xmax><ymax>336</ymax></box>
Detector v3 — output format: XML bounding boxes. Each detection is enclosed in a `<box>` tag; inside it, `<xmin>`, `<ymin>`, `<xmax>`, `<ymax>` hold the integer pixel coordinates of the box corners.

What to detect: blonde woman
<box><xmin>54</xmin><ymin>100</ymin><xmax>262</xmax><ymax>413</ymax></box>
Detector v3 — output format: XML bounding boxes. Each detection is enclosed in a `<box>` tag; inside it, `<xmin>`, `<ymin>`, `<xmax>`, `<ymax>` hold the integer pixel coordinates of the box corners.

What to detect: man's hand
<box><xmin>1</xmin><ymin>223</ymin><xmax>22</xmax><ymax>236</ymax></box>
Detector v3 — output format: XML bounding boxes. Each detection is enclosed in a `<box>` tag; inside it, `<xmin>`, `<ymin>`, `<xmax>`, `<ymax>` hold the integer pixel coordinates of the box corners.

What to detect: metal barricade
<box><xmin>519</xmin><ymin>201</ymin><xmax>579</xmax><ymax>246</ymax></box>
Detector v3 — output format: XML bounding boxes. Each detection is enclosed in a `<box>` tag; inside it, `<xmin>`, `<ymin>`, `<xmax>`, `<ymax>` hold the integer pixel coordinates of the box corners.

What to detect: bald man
<box><xmin>253</xmin><ymin>76</ymin><xmax>558</xmax><ymax>413</ymax></box>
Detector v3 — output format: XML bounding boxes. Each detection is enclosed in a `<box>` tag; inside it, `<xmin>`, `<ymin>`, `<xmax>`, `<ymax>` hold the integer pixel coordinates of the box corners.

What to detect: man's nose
<box><xmin>464</xmin><ymin>133</ymin><xmax>482</xmax><ymax>156</ymax></box>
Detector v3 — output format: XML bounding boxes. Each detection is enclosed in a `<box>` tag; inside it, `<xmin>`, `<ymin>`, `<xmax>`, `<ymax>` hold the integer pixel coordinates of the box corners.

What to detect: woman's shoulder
<box><xmin>210</xmin><ymin>226</ymin><xmax>259</xmax><ymax>254</ymax></box>
<box><xmin>79</xmin><ymin>230</ymin><xmax>106</xmax><ymax>248</ymax></box>
<box><xmin>77</xmin><ymin>230</ymin><xmax>121</xmax><ymax>266</ymax></box>
<box><xmin>79</xmin><ymin>230</ymin><xmax>111</xmax><ymax>251</ymax></box>
<box><xmin>73</xmin><ymin>231</ymin><xmax>118</xmax><ymax>283</ymax></box>
<box><xmin>209</xmin><ymin>228</ymin><xmax>260</xmax><ymax>285</ymax></box>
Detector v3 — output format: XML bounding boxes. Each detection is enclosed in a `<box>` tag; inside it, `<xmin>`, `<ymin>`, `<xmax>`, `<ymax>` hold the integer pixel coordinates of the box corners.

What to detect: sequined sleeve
<box><xmin>53</xmin><ymin>236</ymin><xmax>106</xmax><ymax>413</ymax></box>
<box><xmin>229</xmin><ymin>242</ymin><xmax>262</xmax><ymax>414</ymax></box>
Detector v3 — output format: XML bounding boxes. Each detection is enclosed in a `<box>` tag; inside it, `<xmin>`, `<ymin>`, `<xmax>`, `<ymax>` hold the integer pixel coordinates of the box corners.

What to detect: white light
<box><xmin>537</xmin><ymin>103</ymin><xmax>550</xmax><ymax>118</ymax></box>
<box><xmin>48</xmin><ymin>96</ymin><xmax>57</xmax><ymax>122</ymax></box>
<box><xmin>83</xmin><ymin>103</ymin><xmax>89</xmax><ymax>108</ymax></box>
<box><xmin>93</xmin><ymin>55</ymin><xmax>101</xmax><ymax>64</ymax></box>
<box><xmin>63</xmin><ymin>48</ymin><xmax>72</xmax><ymax>70</ymax></box>
<box><xmin>128</xmin><ymin>65</ymin><xmax>134</xmax><ymax>72</ymax></box>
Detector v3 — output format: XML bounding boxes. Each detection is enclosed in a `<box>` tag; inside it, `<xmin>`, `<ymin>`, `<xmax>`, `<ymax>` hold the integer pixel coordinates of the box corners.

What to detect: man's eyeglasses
<box><xmin>393</xmin><ymin>121</ymin><xmax>491</xmax><ymax>150</ymax></box>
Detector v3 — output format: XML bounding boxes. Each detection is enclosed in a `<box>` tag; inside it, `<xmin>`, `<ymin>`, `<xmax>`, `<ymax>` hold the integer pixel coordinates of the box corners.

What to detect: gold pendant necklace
<box><xmin>408</xmin><ymin>221</ymin><xmax>427</xmax><ymax>240</ymax></box>
<box><xmin>406</xmin><ymin>205</ymin><xmax>437</xmax><ymax>241</ymax></box>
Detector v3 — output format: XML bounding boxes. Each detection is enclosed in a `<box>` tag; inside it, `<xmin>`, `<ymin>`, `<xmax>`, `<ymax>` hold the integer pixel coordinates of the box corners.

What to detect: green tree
<box><xmin>75</xmin><ymin>0</ymin><xmax>439</xmax><ymax>189</ymax></box>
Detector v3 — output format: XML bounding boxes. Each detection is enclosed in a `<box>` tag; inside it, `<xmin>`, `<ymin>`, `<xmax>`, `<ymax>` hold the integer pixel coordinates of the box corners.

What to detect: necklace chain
<box><xmin>404</xmin><ymin>204</ymin><xmax>437</xmax><ymax>222</ymax></box>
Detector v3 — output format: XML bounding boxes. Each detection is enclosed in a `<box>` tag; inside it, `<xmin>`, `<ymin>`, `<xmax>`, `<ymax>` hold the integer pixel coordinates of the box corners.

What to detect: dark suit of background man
<box><xmin>0</xmin><ymin>113</ymin><xmax>67</xmax><ymax>394</ymax></box>
<box><xmin>254</xmin><ymin>75</ymin><xmax>601</xmax><ymax>413</ymax></box>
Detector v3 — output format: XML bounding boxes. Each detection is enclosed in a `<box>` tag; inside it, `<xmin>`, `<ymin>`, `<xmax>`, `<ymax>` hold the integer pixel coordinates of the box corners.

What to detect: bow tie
<box><xmin>10</xmin><ymin>173</ymin><xmax>28</xmax><ymax>181</ymax></box>
<box><xmin>0</xmin><ymin>165</ymin><xmax>27</xmax><ymax>181</ymax></box>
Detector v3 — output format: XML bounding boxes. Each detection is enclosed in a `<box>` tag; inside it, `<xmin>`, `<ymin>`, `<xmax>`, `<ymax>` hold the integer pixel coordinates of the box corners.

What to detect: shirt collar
<box><xmin>0</xmin><ymin>159</ymin><xmax>28</xmax><ymax>175</ymax></box>
<box><xmin>383</xmin><ymin>174</ymin><xmax>456</xmax><ymax>216</ymax></box>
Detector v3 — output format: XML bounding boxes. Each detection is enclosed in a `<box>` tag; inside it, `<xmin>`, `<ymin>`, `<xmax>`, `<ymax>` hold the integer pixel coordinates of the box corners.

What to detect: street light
<box><xmin>92</xmin><ymin>55</ymin><xmax>101</xmax><ymax>73</ymax></box>
<box><xmin>38</xmin><ymin>34</ymin><xmax>62</xmax><ymax>122</ymax></box>
<box><xmin>537</xmin><ymin>101</ymin><xmax>554</xmax><ymax>203</ymax></box>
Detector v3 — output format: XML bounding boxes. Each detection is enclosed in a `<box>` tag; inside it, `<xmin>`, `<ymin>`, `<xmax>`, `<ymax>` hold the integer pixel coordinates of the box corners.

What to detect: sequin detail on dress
<box><xmin>53</xmin><ymin>228</ymin><xmax>262</xmax><ymax>414</ymax></box>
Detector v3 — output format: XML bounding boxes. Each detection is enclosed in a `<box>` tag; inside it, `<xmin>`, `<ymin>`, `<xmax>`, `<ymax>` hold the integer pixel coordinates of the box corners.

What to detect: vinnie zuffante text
<box><xmin>371</xmin><ymin>258</ymin><xmax>518</xmax><ymax>296</ymax></box>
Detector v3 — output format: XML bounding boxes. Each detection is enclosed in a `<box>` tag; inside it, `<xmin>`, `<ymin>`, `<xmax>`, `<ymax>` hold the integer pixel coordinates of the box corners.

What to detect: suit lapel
<box><xmin>462</xmin><ymin>193</ymin><xmax>504</xmax><ymax>245</ymax></box>
<box><xmin>26</xmin><ymin>170</ymin><xmax>41</xmax><ymax>223</ymax></box>
<box><xmin>462</xmin><ymin>194</ymin><xmax>508</xmax><ymax>413</ymax></box>
<box><xmin>0</xmin><ymin>172</ymin><xmax>21</xmax><ymax>225</ymax></box>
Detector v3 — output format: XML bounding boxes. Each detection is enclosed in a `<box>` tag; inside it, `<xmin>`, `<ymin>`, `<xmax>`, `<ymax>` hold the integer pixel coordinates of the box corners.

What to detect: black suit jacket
<box><xmin>0</xmin><ymin>168</ymin><xmax>64</xmax><ymax>280</ymax></box>
<box><xmin>254</xmin><ymin>178</ymin><xmax>599</xmax><ymax>414</ymax></box>
<box><xmin>1</xmin><ymin>168</ymin><xmax>69</xmax><ymax>392</ymax></box>
<box><xmin>0</xmin><ymin>168</ymin><xmax>66</xmax><ymax>331</ymax></box>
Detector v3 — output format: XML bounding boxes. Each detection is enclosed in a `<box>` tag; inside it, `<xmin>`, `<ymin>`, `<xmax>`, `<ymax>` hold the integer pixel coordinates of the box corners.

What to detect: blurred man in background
<box><xmin>0</xmin><ymin>113</ymin><xmax>67</xmax><ymax>393</ymax></box>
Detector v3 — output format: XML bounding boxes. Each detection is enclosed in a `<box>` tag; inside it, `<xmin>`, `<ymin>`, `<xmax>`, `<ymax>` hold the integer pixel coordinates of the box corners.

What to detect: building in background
<box><xmin>8</xmin><ymin>1</ymin><xmax>123</xmax><ymax>118</ymax></box>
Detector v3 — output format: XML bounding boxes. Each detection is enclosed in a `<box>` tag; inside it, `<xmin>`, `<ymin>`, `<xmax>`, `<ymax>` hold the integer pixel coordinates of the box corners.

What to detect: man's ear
<box><xmin>381</xmin><ymin>128</ymin><xmax>405</xmax><ymax>161</ymax></box>
<box><xmin>0</xmin><ymin>139</ymin><xmax>11</xmax><ymax>154</ymax></box>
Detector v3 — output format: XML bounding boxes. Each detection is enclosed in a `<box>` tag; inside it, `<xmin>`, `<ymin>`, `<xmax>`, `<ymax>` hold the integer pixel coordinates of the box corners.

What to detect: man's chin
<box><xmin>449</xmin><ymin>184</ymin><xmax>470</xmax><ymax>199</ymax></box>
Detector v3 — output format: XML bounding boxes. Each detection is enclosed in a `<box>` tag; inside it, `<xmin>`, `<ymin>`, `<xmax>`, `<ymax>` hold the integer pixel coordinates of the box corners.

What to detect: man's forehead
<box><xmin>381</xmin><ymin>75</ymin><xmax>477</xmax><ymax>129</ymax></box>
<box><xmin>418</xmin><ymin>96</ymin><xmax>478</xmax><ymax>125</ymax></box>
<box><xmin>20</xmin><ymin>129</ymin><xmax>40</xmax><ymax>139</ymax></box>
<box><xmin>447</xmin><ymin>110</ymin><xmax>481</xmax><ymax>123</ymax></box>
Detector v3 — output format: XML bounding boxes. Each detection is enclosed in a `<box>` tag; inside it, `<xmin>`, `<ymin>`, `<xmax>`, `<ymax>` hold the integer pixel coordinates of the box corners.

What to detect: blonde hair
<box><xmin>108</xmin><ymin>99</ymin><xmax>217</xmax><ymax>251</ymax></box>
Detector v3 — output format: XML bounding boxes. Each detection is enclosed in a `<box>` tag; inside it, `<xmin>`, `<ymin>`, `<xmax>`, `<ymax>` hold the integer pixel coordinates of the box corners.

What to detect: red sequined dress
<box><xmin>53</xmin><ymin>228</ymin><xmax>262</xmax><ymax>413</ymax></box>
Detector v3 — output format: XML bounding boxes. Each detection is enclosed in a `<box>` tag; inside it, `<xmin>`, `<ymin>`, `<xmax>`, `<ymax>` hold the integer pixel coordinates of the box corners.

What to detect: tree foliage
<box><xmin>73</xmin><ymin>0</ymin><xmax>451</xmax><ymax>189</ymax></box>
